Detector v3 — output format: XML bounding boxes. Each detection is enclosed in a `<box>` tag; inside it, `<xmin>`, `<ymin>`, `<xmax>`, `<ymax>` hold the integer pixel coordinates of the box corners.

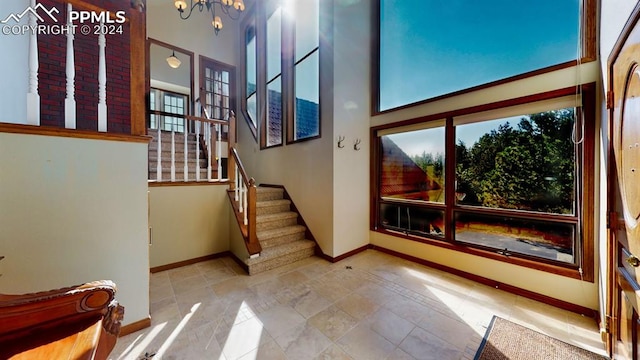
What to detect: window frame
<box><xmin>370</xmin><ymin>84</ymin><xmax>596</xmax><ymax>282</ymax></box>
<box><xmin>261</xmin><ymin>3</ymin><xmax>285</xmax><ymax>149</ymax></box>
<box><xmin>149</xmin><ymin>87</ymin><xmax>189</xmax><ymax>133</ymax></box>
<box><xmin>241</xmin><ymin>0</ymin><xmax>321</xmax><ymax>148</ymax></box>
<box><xmin>371</xmin><ymin>0</ymin><xmax>598</xmax><ymax>115</ymax></box>
<box><xmin>241</xmin><ymin>8</ymin><xmax>258</xmax><ymax>140</ymax></box>
<box><xmin>199</xmin><ymin>56</ymin><xmax>236</xmax><ymax>140</ymax></box>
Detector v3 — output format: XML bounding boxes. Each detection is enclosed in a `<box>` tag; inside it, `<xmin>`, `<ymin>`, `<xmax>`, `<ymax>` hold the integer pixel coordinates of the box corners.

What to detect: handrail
<box><xmin>229</xmin><ymin>146</ymin><xmax>260</xmax><ymax>255</ymax></box>
<box><xmin>148</xmin><ymin>110</ymin><xmax>227</xmax><ymax>126</ymax></box>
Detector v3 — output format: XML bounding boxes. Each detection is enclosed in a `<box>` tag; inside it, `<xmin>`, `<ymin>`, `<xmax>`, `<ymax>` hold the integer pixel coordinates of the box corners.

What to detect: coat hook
<box><xmin>337</xmin><ymin>136</ymin><xmax>345</xmax><ymax>148</ymax></box>
<box><xmin>354</xmin><ymin>139</ymin><xmax>361</xmax><ymax>151</ymax></box>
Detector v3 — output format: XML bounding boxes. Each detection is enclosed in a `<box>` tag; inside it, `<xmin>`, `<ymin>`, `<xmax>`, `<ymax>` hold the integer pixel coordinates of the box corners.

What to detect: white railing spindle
<box><xmin>183</xmin><ymin>122</ymin><xmax>188</xmax><ymax>182</ymax></box>
<box><xmin>170</xmin><ymin>123</ymin><xmax>176</xmax><ymax>182</ymax></box>
<box><xmin>64</xmin><ymin>4</ymin><xmax>76</xmax><ymax>129</ymax></box>
<box><xmin>26</xmin><ymin>0</ymin><xmax>40</xmax><ymax>126</ymax></box>
<box><xmin>97</xmin><ymin>20</ymin><xmax>107</xmax><ymax>132</ymax></box>
<box><xmin>196</xmin><ymin>121</ymin><xmax>201</xmax><ymax>182</ymax></box>
<box><xmin>217</xmin><ymin>124</ymin><xmax>222</xmax><ymax>181</ymax></box>
<box><xmin>235</xmin><ymin>165</ymin><xmax>239</xmax><ymax>201</ymax></box>
<box><xmin>242</xmin><ymin>181</ymin><xmax>248</xmax><ymax>225</ymax></box>
<box><xmin>156</xmin><ymin>126</ymin><xmax>162</xmax><ymax>181</ymax></box>
<box><xmin>207</xmin><ymin>124</ymin><xmax>212</xmax><ymax>181</ymax></box>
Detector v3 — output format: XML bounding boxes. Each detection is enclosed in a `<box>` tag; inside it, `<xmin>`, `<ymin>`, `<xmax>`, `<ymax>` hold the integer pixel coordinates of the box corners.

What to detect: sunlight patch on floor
<box><xmin>116</xmin><ymin>322</ymin><xmax>166</xmax><ymax>360</ymax></box>
<box><xmin>154</xmin><ymin>302</ymin><xmax>200</xmax><ymax>358</ymax></box>
<box><xmin>220</xmin><ymin>301</ymin><xmax>264</xmax><ymax>359</ymax></box>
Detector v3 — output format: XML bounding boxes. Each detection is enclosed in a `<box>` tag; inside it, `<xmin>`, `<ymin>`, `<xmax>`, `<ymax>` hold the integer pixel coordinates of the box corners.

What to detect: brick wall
<box><xmin>38</xmin><ymin>0</ymin><xmax>131</xmax><ymax>134</ymax></box>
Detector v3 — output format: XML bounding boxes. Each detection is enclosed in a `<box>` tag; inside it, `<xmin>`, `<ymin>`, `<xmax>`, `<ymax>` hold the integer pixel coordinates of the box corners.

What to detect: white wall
<box><xmin>331</xmin><ymin>0</ymin><xmax>371</xmax><ymax>256</ymax></box>
<box><xmin>0</xmin><ymin>133</ymin><xmax>149</xmax><ymax>326</ymax></box>
<box><xmin>149</xmin><ymin>184</ymin><xmax>230</xmax><ymax>268</ymax></box>
<box><xmin>0</xmin><ymin>0</ymin><xmax>29</xmax><ymax>123</ymax></box>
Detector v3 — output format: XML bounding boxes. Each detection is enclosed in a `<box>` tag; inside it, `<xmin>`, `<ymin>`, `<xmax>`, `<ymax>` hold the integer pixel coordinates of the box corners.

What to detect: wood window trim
<box><xmin>146</xmin><ymin>38</ymin><xmax>195</xmax><ymax>125</ymax></box>
<box><xmin>199</xmin><ymin>55</ymin><xmax>237</xmax><ymax>141</ymax></box>
<box><xmin>260</xmin><ymin>4</ymin><xmax>285</xmax><ymax>150</ymax></box>
<box><xmin>241</xmin><ymin>7</ymin><xmax>258</xmax><ymax>141</ymax></box>
<box><xmin>371</xmin><ymin>0</ymin><xmax>599</xmax><ymax>116</ymax></box>
<box><xmin>370</xmin><ymin>84</ymin><xmax>597</xmax><ymax>282</ymax></box>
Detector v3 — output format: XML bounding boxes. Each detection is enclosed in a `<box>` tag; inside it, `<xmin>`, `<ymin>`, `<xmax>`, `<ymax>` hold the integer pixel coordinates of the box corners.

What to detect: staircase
<box><xmin>243</xmin><ymin>187</ymin><xmax>316</xmax><ymax>275</ymax></box>
<box><xmin>148</xmin><ymin>129</ymin><xmax>211</xmax><ymax>181</ymax></box>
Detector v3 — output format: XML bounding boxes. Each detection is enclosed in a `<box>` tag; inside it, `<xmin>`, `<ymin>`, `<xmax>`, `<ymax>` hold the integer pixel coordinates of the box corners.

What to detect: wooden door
<box><xmin>609</xmin><ymin>4</ymin><xmax>640</xmax><ymax>359</ymax></box>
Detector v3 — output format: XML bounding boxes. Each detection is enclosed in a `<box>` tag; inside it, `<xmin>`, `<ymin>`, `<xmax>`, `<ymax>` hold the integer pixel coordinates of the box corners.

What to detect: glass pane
<box><xmin>294</xmin><ymin>51</ymin><xmax>319</xmax><ymax>140</ymax></box>
<box><xmin>380</xmin><ymin>127</ymin><xmax>446</xmax><ymax>203</ymax></box>
<box><xmin>223</xmin><ymin>83</ymin><xmax>229</xmax><ymax>96</ymax></box>
<box><xmin>379</xmin><ymin>0</ymin><xmax>579</xmax><ymax>111</ymax></box>
<box><xmin>246</xmin><ymin>25</ymin><xmax>257</xmax><ymax>97</ymax></box>
<box><xmin>294</xmin><ymin>0</ymin><xmax>319</xmax><ymax>62</ymax></box>
<box><xmin>247</xmin><ymin>93</ymin><xmax>257</xmax><ymax>128</ymax></box>
<box><xmin>455</xmin><ymin>108</ymin><xmax>576</xmax><ymax>214</ymax></box>
<box><xmin>267</xmin><ymin>7</ymin><xmax>282</xmax><ymax>80</ymax></box>
<box><xmin>222</xmin><ymin>71</ymin><xmax>229</xmax><ymax>83</ymax></box>
<box><xmin>206</xmin><ymin>68</ymin><xmax>211</xmax><ymax>78</ymax></box>
<box><xmin>454</xmin><ymin>212</ymin><xmax>575</xmax><ymax>263</ymax></box>
<box><xmin>380</xmin><ymin>203</ymin><xmax>445</xmax><ymax>238</ymax></box>
<box><xmin>267</xmin><ymin>76</ymin><xmax>283</xmax><ymax>146</ymax></box>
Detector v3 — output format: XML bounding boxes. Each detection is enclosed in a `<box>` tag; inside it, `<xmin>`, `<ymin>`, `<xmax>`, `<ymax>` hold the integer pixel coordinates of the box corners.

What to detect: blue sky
<box><xmin>379</xmin><ymin>0</ymin><xmax>580</xmax><ymax>110</ymax></box>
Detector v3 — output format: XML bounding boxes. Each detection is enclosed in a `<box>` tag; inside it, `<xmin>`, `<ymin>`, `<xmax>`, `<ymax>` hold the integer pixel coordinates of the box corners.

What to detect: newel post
<box><xmin>247</xmin><ymin>177</ymin><xmax>260</xmax><ymax>254</ymax></box>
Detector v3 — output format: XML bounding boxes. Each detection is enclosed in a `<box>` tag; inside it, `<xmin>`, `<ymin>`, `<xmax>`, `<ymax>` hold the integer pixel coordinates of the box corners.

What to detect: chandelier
<box><xmin>174</xmin><ymin>0</ymin><xmax>245</xmax><ymax>34</ymax></box>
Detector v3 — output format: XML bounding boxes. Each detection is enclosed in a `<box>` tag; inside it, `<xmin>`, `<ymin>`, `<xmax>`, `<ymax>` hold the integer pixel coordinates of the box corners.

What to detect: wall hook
<box><xmin>337</xmin><ymin>136</ymin><xmax>345</xmax><ymax>148</ymax></box>
<box><xmin>354</xmin><ymin>139</ymin><xmax>361</xmax><ymax>151</ymax></box>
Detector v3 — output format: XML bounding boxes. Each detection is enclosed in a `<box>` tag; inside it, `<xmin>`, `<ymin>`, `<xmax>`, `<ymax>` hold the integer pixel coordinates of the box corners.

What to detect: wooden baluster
<box><xmin>26</xmin><ymin>0</ymin><xmax>40</xmax><ymax>126</ymax></box>
<box><xmin>64</xmin><ymin>4</ymin><xmax>76</xmax><ymax>129</ymax></box>
<box><xmin>97</xmin><ymin>20</ymin><xmax>107</xmax><ymax>132</ymax></box>
<box><xmin>248</xmin><ymin>178</ymin><xmax>257</xmax><ymax>251</ymax></box>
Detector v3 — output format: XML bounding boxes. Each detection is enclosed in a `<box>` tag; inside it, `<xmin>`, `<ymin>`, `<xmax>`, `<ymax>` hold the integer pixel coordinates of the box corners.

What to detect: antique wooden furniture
<box><xmin>0</xmin><ymin>280</ymin><xmax>124</xmax><ymax>359</ymax></box>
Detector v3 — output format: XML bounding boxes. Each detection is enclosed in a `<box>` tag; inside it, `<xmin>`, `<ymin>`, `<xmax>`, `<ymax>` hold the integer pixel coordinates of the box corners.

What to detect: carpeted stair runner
<box><xmin>245</xmin><ymin>187</ymin><xmax>315</xmax><ymax>275</ymax></box>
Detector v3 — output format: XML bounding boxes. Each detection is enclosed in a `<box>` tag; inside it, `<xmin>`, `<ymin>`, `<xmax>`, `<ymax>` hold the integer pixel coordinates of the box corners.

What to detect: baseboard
<box><xmin>119</xmin><ymin>316</ymin><xmax>151</xmax><ymax>337</ymax></box>
<box><xmin>150</xmin><ymin>252</ymin><xmax>230</xmax><ymax>273</ymax></box>
<box><xmin>318</xmin><ymin>244</ymin><xmax>370</xmax><ymax>263</ymax></box>
<box><xmin>370</xmin><ymin>245</ymin><xmax>599</xmax><ymax>319</ymax></box>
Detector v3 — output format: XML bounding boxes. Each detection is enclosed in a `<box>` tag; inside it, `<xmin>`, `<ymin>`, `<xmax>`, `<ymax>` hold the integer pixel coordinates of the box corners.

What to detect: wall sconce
<box><xmin>166</xmin><ymin>51</ymin><xmax>181</xmax><ymax>69</ymax></box>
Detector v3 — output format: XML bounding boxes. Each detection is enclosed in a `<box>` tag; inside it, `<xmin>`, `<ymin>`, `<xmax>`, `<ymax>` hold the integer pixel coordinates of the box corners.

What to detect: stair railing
<box><xmin>230</xmin><ymin>147</ymin><xmax>261</xmax><ymax>255</ymax></box>
<box><xmin>148</xmin><ymin>108</ymin><xmax>234</xmax><ymax>183</ymax></box>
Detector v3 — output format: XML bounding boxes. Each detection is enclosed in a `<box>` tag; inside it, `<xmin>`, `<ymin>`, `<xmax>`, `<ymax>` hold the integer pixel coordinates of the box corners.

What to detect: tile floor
<box><xmin>110</xmin><ymin>250</ymin><xmax>607</xmax><ymax>360</ymax></box>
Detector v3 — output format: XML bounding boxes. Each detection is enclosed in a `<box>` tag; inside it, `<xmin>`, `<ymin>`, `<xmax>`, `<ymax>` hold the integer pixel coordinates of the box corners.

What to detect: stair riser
<box><xmin>248</xmin><ymin>247</ymin><xmax>315</xmax><ymax>275</ymax></box>
<box><xmin>256</xmin><ymin>190</ymin><xmax>284</xmax><ymax>202</ymax></box>
<box><xmin>259</xmin><ymin>231</ymin><xmax>306</xmax><ymax>248</ymax></box>
<box><xmin>256</xmin><ymin>217</ymin><xmax>298</xmax><ymax>231</ymax></box>
<box><xmin>256</xmin><ymin>204</ymin><xmax>291</xmax><ymax>216</ymax></box>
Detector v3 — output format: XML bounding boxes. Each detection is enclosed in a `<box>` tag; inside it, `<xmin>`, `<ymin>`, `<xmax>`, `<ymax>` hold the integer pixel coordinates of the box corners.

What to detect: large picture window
<box><xmin>242</xmin><ymin>0</ymin><xmax>320</xmax><ymax>148</ymax></box>
<box><xmin>377</xmin><ymin>0</ymin><xmax>583</xmax><ymax>112</ymax></box>
<box><xmin>372</xmin><ymin>87</ymin><xmax>595</xmax><ymax>279</ymax></box>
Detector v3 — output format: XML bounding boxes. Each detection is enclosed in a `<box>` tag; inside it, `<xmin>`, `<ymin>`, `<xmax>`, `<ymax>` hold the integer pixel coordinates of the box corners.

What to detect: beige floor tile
<box><xmin>363</xmin><ymin>307</ymin><xmax>415</xmax><ymax>345</ymax></box>
<box><xmin>336</xmin><ymin>323</ymin><xmax>396</xmax><ymax>360</ymax></box>
<box><xmin>275</xmin><ymin>321</ymin><xmax>333</xmax><ymax>359</ymax></box>
<box><xmin>335</xmin><ymin>292</ymin><xmax>380</xmax><ymax>320</ymax></box>
<box><xmin>308</xmin><ymin>305</ymin><xmax>358</xmax><ymax>341</ymax></box>
<box><xmin>111</xmin><ymin>250</ymin><xmax>605</xmax><ymax>360</ymax></box>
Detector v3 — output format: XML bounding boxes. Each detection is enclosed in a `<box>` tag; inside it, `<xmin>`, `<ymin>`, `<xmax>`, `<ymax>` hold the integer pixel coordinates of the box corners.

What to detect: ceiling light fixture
<box><xmin>174</xmin><ymin>0</ymin><xmax>245</xmax><ymax>35</ymax></box>
<box><xmin>166</xmin><ymin>51</ymin><xmax>182</xmax><ymax>69</ymax></box>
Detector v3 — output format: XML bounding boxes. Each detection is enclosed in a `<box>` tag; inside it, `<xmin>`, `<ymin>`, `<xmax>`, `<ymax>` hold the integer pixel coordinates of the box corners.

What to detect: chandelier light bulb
<box><xmin>174</xmin><ymin>0</ymin><xmax>187</xmax><ymax>10</ymax></box>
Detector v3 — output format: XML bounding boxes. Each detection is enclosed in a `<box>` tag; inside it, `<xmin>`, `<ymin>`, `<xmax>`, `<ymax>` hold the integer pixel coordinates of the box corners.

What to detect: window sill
<box><xmin>372</xmin><ymin>227</ymin><xmax>590</xmax><ymax>282</ymax></box>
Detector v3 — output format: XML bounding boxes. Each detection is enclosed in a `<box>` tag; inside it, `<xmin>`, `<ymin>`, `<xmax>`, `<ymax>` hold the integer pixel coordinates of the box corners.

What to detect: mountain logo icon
<box><xmin>1</xmin><ymin>3</ymin><xmax>60</xmax><ymax>24</ymax></box>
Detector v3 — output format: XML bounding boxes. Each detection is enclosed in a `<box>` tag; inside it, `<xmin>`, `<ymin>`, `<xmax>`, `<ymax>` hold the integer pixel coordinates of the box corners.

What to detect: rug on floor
<box><xmin>474</xmin><ymin>316</ymin><xmax>609</xmax><ymax>360</ymax></box>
